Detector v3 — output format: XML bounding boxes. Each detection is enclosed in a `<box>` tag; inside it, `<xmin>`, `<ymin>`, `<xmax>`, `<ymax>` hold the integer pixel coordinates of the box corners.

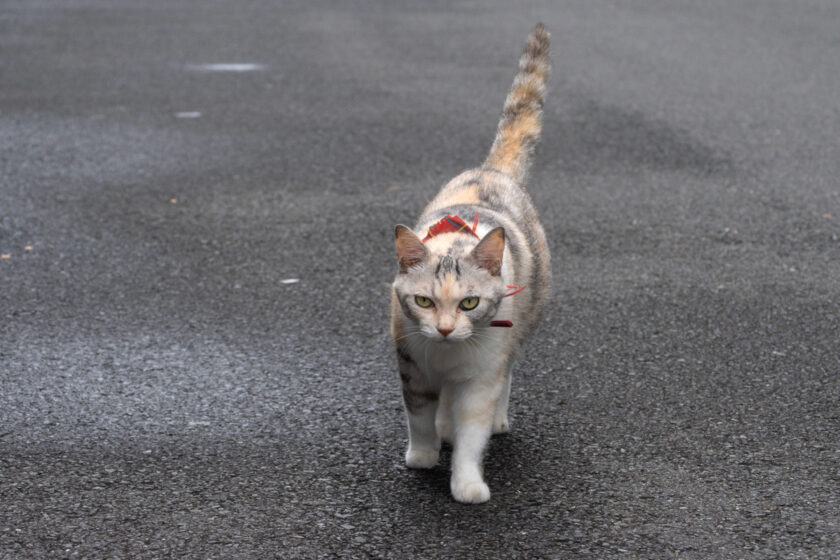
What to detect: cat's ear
<box><xmin>471</xmin><ymin>227</ymin><xmax>505</xmax><ymax>276</ymax></box>
<box><xmin>395</xmin><ymin>225</ymin><xmax>428</xmax><ymax>273</ymax></box>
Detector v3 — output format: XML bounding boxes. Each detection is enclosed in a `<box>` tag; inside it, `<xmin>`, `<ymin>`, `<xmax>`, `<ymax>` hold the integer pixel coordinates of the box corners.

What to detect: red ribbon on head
<box><xmin>423</xmin><ymin>213</ymin><xmax>480</xmax><ymax>242</ymax></box>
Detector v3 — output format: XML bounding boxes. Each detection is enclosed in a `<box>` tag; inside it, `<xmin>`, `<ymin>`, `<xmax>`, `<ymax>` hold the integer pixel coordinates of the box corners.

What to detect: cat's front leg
<box><xmin>404</xmin><ymin>396</ymin><xmax>440</xmax><ymax>469</ymax></box>
<box><xmin>449</xmin><ymin>378</ymin><xmax>503</xmax><ymax>503</ymax></box>
<box><xmin>399</xmin><ymin>351</ymin><xmax>441</xmax><ymax>469</ymax></box>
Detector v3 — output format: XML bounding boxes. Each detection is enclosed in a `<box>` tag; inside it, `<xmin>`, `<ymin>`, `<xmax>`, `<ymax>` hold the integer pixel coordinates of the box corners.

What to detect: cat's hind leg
<box><xmin>492</xmin><ymin>372</ymin><xmax>512</xmax><ymax>434</ymax></box>
<box><xmin>435</xmin><ymin>385</ymin><xmax>454</xmax><ymax>444</ymax></box>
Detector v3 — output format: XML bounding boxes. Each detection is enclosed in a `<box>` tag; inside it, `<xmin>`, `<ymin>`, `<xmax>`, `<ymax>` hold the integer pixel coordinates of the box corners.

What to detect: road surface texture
<box><xmin>2</xmin><ymin>1</ymin><xmax>838</xmax><ymax>558</ymax></box>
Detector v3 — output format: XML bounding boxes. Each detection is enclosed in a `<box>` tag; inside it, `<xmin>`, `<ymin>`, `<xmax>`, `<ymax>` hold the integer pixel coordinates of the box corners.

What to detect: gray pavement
<box><xmin>1</xmin><ymin>1</ymin><xmax>839</xmax><ymax>558</ymax></box>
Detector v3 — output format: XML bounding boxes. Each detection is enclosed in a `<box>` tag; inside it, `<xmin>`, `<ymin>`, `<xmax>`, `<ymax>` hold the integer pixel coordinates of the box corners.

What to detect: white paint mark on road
<box><xmin>175</xmin><ymin>111</ymin><xmax>201</xmax><ymax>118</ymax></box>
<box><xmin>187</xmin><ymin>63</ymin><xmax>265</xmax><ymax>72</ymax></box>
<box><xmin>280</xmin><ymin>278</ymin><xmax>300</xmax><ymax>284</ymax></box>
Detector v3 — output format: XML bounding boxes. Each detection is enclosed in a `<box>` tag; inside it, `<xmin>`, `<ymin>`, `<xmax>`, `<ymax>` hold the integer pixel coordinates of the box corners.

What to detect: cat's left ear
<box><xmin>471</xmin><ymin>227</ymin><xmax>505</xmax><ymax>276</ymax></box>
<box><xmin>395</xmin><ymin>225</ymin><xmax>428</xmax><ymax>273</ymax></box>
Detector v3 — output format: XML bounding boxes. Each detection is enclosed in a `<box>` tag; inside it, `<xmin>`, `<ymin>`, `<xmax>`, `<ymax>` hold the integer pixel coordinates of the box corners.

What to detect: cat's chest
<box><xmin>407</xmin><ymin>336</ymin><xmax>505</xmax><ymax>381</ymax></box>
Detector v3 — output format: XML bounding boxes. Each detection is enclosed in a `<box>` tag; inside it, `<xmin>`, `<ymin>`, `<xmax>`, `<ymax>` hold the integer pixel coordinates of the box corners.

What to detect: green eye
<box><xmin>459</xmin><ymin>296</ymin><xmax>479</xmax><ymax>310</ymax></box>
<box><xmin>415</xmin><ymin>295</ymin><xmax>434</xmax><ymax>308</ymax></box>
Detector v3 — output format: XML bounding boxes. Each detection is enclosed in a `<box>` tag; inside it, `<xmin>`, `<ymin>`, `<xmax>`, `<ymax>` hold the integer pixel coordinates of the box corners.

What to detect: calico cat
<box><xmin>390</xmin><ymin>23</ymin><xmax>552</xmax><ymax>503</ymax></box>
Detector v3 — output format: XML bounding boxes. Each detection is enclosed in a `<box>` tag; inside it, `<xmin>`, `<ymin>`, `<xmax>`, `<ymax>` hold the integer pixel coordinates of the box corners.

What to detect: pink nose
<box><xmin>437</xmin><ymin>327</ymin><xmax>453</xmax><ymax>338</ymax></box>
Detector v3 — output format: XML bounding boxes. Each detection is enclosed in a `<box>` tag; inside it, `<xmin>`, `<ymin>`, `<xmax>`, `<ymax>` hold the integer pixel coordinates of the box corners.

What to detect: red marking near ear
<box><xmin>503</xmin><ymin>285</ymin><xmax>526</xmax><ymax>297</ymax></box>
<box><xmin>490</xmin><ymin>285</ymin><xmax>525</xmax><ymax>327</ymax></box>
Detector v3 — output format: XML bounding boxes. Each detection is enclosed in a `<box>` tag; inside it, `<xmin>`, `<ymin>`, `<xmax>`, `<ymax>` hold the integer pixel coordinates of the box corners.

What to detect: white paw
<box><xmin>492</xmin><ymin>417</ymin><xmax>510</xmax><ymax>434</ymax></box>
<box><xmin>405</xmin><ymin>448</ymin><xmax>439</xmax><ymax>469</ymax></box>
<box><xmin>450</xmin><ymin>478</ymin><xmax>491</xmax><ymax>504</ymax></box>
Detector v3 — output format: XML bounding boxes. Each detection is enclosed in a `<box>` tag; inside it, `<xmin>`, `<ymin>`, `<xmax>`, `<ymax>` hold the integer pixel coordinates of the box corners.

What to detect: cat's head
<box><xmin>392</xmin><ymin>225</ymin><xmax>506</xmax><ymax>342</ymax></box>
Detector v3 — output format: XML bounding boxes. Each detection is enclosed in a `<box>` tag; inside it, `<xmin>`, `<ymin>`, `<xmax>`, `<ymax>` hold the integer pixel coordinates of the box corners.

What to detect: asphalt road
<box><xmin>2</xmin><ymin>1</ymin><xmax>839</xmax><ymax>558</ymax></box>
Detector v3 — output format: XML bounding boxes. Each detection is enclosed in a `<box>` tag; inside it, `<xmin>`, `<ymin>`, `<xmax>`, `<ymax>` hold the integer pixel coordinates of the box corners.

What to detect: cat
<box><xmin>390</xmin><ymin>23</ymin><xmax>552</xmax><ymax>503</ymax></box>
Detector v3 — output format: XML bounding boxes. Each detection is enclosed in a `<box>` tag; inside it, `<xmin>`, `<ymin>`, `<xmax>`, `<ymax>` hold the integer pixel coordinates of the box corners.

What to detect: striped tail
<box><xmin>484</xmin><ymin>23</ymin><xmax>551</xmax><ymax>184</ymax></box>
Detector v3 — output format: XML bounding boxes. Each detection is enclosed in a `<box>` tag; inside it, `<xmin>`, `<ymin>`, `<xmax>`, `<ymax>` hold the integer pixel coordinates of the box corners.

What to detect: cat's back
<box><xmin>420</xmin><ymin>167</ymin><xmax>538</xmax><ymax>227</ymax></box>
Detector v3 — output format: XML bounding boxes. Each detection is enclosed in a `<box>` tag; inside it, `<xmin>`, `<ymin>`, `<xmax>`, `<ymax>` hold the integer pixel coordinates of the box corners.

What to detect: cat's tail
<box><xmin>484</xmin><ymin>23</ymin><xmax>551</xmax><ymax>184</ymax></box>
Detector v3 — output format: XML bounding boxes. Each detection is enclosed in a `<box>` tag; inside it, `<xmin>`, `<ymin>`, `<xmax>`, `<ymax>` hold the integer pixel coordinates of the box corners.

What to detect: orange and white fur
<box><xmin>390</xmin><ymin>24</ymin><xmax>552</xmax><ymax>503</ymax></box>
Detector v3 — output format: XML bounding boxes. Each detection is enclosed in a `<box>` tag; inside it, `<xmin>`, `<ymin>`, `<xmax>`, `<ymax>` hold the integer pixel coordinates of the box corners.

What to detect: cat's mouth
<box><xmin>435</xmin><ymin>333</ymin><xmax>471</xmax><ymax>344</ymax></box>
<box><xmin>420</xmin><ymin>327</ymin><xmax>471</xmax><ymax>343</ymax></box>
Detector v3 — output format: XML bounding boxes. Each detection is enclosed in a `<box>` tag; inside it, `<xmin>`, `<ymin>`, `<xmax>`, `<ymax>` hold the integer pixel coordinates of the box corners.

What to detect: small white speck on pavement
<box><xmin>187</xmin><ymin>63</ymin><xmax>265</xmax><ymax>72</ymax></box>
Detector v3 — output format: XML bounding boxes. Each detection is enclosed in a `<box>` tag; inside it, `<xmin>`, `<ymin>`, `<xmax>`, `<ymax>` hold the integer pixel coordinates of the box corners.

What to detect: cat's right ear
<box><xmin>395</xmin><ymin>225</ymin><xmax>428</xmax><ymax>273</ymax></box>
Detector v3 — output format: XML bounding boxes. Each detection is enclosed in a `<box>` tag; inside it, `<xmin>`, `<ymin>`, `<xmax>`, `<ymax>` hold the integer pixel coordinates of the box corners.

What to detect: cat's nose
<box><xmin>437</xmin><ymin>327</ymin><xmax>454</xmax><ymax>338</ymax></box>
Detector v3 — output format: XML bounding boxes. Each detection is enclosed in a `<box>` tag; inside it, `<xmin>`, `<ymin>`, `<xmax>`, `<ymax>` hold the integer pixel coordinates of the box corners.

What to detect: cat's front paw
<box><xmin>405</xmin><ymin>447</ymin><xmax>439</xmax><ymax>469</ymax></box>
<box><xmin>450</xmin><ymin>478</ymin><xmax>491</xmax><ymax>504</ymax></box>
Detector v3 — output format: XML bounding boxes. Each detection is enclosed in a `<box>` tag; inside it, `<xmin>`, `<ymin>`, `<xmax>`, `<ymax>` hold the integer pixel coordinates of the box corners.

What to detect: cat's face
<box><xmin>393</xmin><ymin>226</ymin><xmax>506</xmax><ymax>343</ymax></box>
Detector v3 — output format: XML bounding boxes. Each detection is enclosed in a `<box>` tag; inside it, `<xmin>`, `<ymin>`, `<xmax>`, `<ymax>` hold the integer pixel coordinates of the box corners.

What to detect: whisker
<box><xmin>464</xmin><ymin>336</ymin><xmax>481</xmax><ymax>361</ymax></box>
<box><xmin>393</xmin><ymin>332</ymin><xmax>422</xmax><ymax>343</ymax></box>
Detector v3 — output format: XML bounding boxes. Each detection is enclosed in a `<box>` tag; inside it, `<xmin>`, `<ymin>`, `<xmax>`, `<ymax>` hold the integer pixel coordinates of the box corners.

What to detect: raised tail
<box><xmin>484</xmin><ymin>23</ymin><xmax>551</xmax><ymax>184</ymax></box>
